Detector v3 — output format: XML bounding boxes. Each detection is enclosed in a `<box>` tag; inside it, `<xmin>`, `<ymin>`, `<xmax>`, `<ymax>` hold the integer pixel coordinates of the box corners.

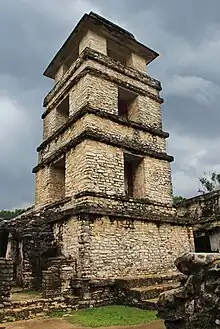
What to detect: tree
<box><xmin>0</xmin><ymin>209</ymin><xmax>26</xmax><ymax>220</ymax></box>
<box><xmin>198</xmin><ymin>172</ymin><xmax>220</xmax><ymax>194</ymax></box>
<box><xmin>173</xmin><ymin>196</ymin><xmax>186</xmax><ymax>205</ymax></box>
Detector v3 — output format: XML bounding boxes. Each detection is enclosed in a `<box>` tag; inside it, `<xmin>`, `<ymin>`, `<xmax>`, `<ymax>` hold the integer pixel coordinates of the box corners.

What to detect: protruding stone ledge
<box><xmin>38</xmin><ymin>105</ymin><xmax>169</xmax><ymax>152</ymax></box>
<box><xmin>33</xmin><ymin>129</ymin><xmax>173</xmax><ymax>173</ymax></box>
<box><xmin>43</xmin><ymin>47</ymin><xmax>162</xmax><ymax>109</ymax></box>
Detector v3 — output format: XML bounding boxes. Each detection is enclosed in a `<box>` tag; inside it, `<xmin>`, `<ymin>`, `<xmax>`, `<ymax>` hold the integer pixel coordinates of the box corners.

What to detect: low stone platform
<box><xmin>0</xmin><ymin>293</ymin><xmax>111</xmax><ymax>323</ymax></box>
<box><xmin>0</xmin><ymin>272</ymin><xmax>183</xmax><ymax>323</ymax></box>
<box><xmin>116</xmin><ymin>272</ymin><xmax>184</xmax><ymax>310</ymax></box>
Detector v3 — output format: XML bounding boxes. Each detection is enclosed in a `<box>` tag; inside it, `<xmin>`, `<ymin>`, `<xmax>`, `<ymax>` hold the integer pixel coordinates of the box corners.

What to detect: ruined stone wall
<box><xmin>177</xmin><ymin>189</ymin><xmax>220</xmax><ymax>221</ymax></box>
<box><xmin>42</xmin><ymin>257</ymin><xmax>75</xmax><ymax>298</ymax></box>
<box><xmin>53</xmin><ymin>218</ymin><xmax>80</xmax><ymax>260</ymax></box>
<box><xmin>0</xmin><ymin>258</ymin><xmax>13</xmax><ymax>302</ymax></box>
<box><xmin>158</xmin><ymin>253</ymin><xmax>220</xmax><ymax>329</ymax></box>
<box><xmin>54</xmin><ymin>215</ymin><xmax>194</xmax><ymax>279</ymax></box>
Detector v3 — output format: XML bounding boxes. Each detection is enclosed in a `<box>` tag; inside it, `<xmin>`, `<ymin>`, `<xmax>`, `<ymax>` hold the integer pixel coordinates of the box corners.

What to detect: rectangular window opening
<box><xmin>194</xmin><ymin>232</ymin><xmax>212</xmax><ymax>253</ymax></box>
<box><xmin>124</xmin><ymin>153</ymin><xmax>143</xmax><ymax>198</ymax></box>
<box><xmin>0</xmin><ymin>230</ymin><xmax>9</xmax><ymax>257</ymax></box>
<box><xmin>107</xmin><ymin>39</ymin><xmax>130</xmax><ymax>65</ymax></box>
<box><xmin>118</xmin><ymin>87</ymin><xmax>137</xmax><ymax>120</ymax></box>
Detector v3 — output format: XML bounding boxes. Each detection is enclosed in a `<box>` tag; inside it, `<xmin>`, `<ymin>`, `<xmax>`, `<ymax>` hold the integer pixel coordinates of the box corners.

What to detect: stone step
<box><xmin>115</xmin><ymin>272</ymin><xmax>184</xmax><ymax>289</ymax></box>
<box><xmin>129</xmin><ymin>282</ymin><xmax>180</xmax><ymax>300</ymax></box>
<box><xmin>142</xmin><ymin>298</ymin><xmax>158</xmax><ymax>310</ymax></box>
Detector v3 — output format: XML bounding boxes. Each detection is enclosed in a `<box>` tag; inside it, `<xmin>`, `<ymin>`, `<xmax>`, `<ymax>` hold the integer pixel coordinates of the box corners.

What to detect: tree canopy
<box><xmin>173</xmin><ymin>196</ymin><xmax>186</xmax><ymax>205</ymax></box>
<box><xmin>0</xmin><ymin>209</ymin><xmax>26</xmax><ymax>220</ymax></box>
<box><xmin>198</xmin><ymin>172</ymin><xmax>220</xmax><ymax>194</ymax></box>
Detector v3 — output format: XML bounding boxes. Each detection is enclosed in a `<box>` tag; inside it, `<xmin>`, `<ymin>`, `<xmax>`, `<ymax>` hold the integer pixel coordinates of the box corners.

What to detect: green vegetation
<box><xmin>47</xmin><ymin>305</ymin><xmax>157</xmax><ymax>327</ymax></box>
<box><xmin>12</xmin><ymin>290</ymin><xmax>41</xmax><ymax>301</ymax></box>
<box><xmin>198</xmin><ymin>172</ymin><xmax>220</xmax><ymax>194</ymax></box>
<box><xmin>0</xmin><ymin>208</ymin><xmax>26</xmax><ymax>220</ymax></box>
<box><xmin>173</xmin><ymin>196</ymin><xmax>186</xmax><ymax>205</ymax></box>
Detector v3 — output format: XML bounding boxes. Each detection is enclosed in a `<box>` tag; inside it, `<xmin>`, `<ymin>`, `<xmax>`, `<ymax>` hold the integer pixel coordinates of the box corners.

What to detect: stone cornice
<box><xmin>33</xmin><ymin>128</ymin><xmax>174</xmax><ymax>173</ymax></box>
<box><xmin>37</xmin><ymin>106</ymin><xmax>169</xmax><ymax>153</ymax></box>
<box><xmin>74</xmin><ymin>190</ymin><xmax>170</xmax><ymax>207</ymax></box>
<box><xmin>5</xmin><ymin>198</ymin><xmax>191</xmax><ymax>230</ymax></box>
<box><xmin>43</xmin><ymin>47</ymin><xmax>162</xmax><ymax>117</ymax></box>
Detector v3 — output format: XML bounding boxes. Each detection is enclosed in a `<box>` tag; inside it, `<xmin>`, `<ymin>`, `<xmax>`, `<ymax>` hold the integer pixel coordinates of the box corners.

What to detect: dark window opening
<box><xmin>118</xmin><ymin>87</ymin><xmax>137</xmax><ymax>120</ymax></box>
<box><xmin>57</xmin><ymin>96</ymin><xmax>69</xmax><ymax>126</ymax></box>
<box><xmin>124</xmin><ymin>153</ymin><xmax>143</xmax><ymax>198</ymax></box>
<box><xmin>55</xmin><ymin>47</ymin><xmax>79</xmax><ymax>82</ymax></box>
<box><xmin>107</xmin><ymin>39</ymin><xmax>130</xmax><ymax>65</ymax></box>
<box><xmin>0</xmin><ymin>230</ymin><xmax>9</xmax><ymax>257</ymax></box>
<box><xmin>194</xmin><ymin>232</ymin><xmax>212</xmax><ymax>252</ymax></box>
<box><xmin>64</xmin><ymin>46</ymin><xmax>79</xmax><ymax>73</ymax></box>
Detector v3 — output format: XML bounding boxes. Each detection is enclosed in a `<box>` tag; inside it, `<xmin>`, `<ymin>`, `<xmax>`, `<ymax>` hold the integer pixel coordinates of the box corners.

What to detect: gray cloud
<box><xmin>0</xmin><ymin>0</ymin><xmax>219</xmax><ymax>209</ymax></box>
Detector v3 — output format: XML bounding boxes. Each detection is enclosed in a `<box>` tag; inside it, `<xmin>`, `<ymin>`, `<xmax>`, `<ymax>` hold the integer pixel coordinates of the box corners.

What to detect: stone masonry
<box><xmin>177</xmin><ymin>190</ymin><xmax>220</xmax><ymax>253</ymax></box>
<box><xmin>0</xmin><ymin>12</ymin><xmax>194</xmax><ymax>301</ymax></box>
<box><xmin>158</xmin><ymin>252</ymin><xmax>220</xmax><ymax>329</ymax></box>
<box><xmin>0</xmin><ymin>258</ymin><xmax>13</xmax><ymax>303</ymax></box>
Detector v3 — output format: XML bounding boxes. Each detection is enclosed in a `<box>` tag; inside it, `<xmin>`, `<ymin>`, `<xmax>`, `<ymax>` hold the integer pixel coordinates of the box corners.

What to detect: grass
<box><xmin>12</xmin><ymin>290</ymin><xmax>41</xmax><ymax>301</ymax></box>
<box><xmin>47</xmin><ymin>305</ymin><xmax>157</xmax><ymax>327</ymax></box>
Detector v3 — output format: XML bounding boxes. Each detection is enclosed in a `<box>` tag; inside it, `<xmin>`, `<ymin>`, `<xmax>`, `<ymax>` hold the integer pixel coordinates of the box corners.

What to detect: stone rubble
<box><xmin>158</xmin><ymin>252</ymin><xmax>220</xmax><ymax>329</ymax></box>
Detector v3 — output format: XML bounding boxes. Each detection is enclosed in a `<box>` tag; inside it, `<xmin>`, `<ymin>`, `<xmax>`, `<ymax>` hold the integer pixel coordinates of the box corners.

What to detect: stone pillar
<box><xmin>0</xmin><ymin>258</ymin><xmax>13</xmax><ymax>302</ymax></box>
<box><xmin>127</xmin><ymin>52</ymin><xmax>147</xmax><ymax>73</ymax></box>
<box><xmin>5</xmin><ymin>233</ymin><xmax>12</xmax><ymax>259</ymax></box>
<box><xmin>42</xmin><ymin>257</ymin><xmax>74</xmax><ymax>298</ymax></box>
<box><xmin>158</xmin><ymin>252</ymin><xmax>220</xmax><ymax>329</ymax></box>
<box><xmin>79</xmin><ymin>30</ymin><xmax>107</xmax><ymax>55</ymax></box>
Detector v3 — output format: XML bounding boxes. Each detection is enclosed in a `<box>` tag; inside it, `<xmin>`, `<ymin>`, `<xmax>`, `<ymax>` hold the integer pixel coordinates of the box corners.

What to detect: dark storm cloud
<box><xmin>0</xmin><ymin>0</ymin><xmax>219</xmax><ymax>209</ymax></box>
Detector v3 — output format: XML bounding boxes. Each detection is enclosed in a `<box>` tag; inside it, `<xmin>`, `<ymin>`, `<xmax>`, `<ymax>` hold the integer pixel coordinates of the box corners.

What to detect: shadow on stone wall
<box><xmin>158</xmin><ymin>252</ymin><xmax>220</xmax><ymax>329</ymax></box>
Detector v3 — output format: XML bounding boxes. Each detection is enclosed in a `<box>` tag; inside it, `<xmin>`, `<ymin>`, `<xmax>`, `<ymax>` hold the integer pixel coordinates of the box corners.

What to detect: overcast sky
<box><xmin>1</xmin><ymin>0</ymin><xmax>220</xmax><ymax>209</ymax></box>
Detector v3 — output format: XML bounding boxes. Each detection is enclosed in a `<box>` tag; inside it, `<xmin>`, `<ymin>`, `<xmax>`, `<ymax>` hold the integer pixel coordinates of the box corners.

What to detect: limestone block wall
<box><xmin>69</xmin><ymin>74</ymin><xmax>118</xmax><ymax>116</ymax></box>
<box><xmin>177</xmin><ymin>190</ymin><xmax>220</xmax><ymax>222</ymax></box>
<box><xmin>53</xmin><ymin>218</ymin><xmax>80</xmax><ymax>260</ymax></box>
<box><xmin>86</xmin><ymin>59</ymin><xmax>159</xmax><ymax>97</ymax></box>
<box><xmin>127</xmin><ymin>52</ymin><xmax>147</xmax><ymax>73</ymax></box>
<box><xmin>35</xmin><ymin>163</ymin><xmax>65</xmax><ymax>206</ymax></box>
<box><xmin>55</xmin><ymin>216</ymin><xmax>194</xmax><ymax>279</ymax></box>
<box><xmin>0</xmin><ymin>258</ymin><xmax>13</xmax><ymax>302</ymax></box>
<box><xmin>79</xmin><ymin>30</ymin><xmax>107</xmax><ymax>55</ymax></box>
<box><xmin>65</xmin><ymin>140</ymin><xmax>124</xmax><ymax>197</ymax></box>
<box><xmin>42</xmin><ymin>257</ymin><xmax>75</xmax><ymax>298</ymax></box>
<box><xmin>42</xmin><ymin>51</ymin><xmax>162</xmax><ymax>140</ymax></box>
<box><xmin>137</xmin><ymin>95</ymin><xmax>162</xmax><ymax>129</ymax></box>
<box><xmin>37</xmin><ymin>136</ymin><xmax>172</xmax><ymax>207</ymax></box>
<box><xmin>43</xmin><ymin>109</ymin><xmax>57</xmax><ymax>139</ymax></box>
<box><xmin>39</xmin><ymin>113</ymin><xmax>166</xmax><ymax>162</ymax></box>
<box><xmin>143</xmin><ymin>157</ymin><xmax>173</xmax><ymax>205</ymax></box>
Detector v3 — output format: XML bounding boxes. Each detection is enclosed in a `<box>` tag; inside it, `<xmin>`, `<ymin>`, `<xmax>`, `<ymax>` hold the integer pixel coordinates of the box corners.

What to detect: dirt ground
<box><xmin>2</xmin><ymin>318</ymin><xmax>165</xmax><ymax>329</ymax></box>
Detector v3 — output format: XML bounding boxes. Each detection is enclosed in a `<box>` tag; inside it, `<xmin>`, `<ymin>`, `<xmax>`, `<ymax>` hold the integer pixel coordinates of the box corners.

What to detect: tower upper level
<box><xmin>34</xmin><ymin>12</ymin><xmax>173</xmax><ymax>210</ymax></box>
<box><xmin>44</xmin><ymin>12</ymin><xmax>159</xmax><ymax>82</ymax></box>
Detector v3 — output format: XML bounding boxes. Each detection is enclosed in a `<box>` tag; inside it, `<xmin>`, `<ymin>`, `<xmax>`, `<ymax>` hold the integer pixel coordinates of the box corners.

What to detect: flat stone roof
<box><xmin>43</xmin><ymin>11</ymin><xmax>159</xmax><ymax>79</ymax></box>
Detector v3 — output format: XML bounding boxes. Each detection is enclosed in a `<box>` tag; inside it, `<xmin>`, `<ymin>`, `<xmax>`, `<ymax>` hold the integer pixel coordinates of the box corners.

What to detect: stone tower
<box><xmin>31</xmin><ymin>12</ymin><xmax>194</xmax><ymax>280</ymax></box>
<box><xmin>34</xmin><ymin>12</ymin><xmax>173</xmax><ymax>208</ymax></box>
